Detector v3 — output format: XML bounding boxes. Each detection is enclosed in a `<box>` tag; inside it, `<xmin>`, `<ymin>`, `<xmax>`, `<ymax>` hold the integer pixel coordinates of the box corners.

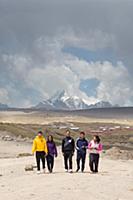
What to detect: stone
<box><xmin>17</xmin><ymin>153</ymin><xmax>32</xmax><ymax>158</ymax></box>
<box><xmin>25</xmin><ymin>164</ymin><xmax>34</xmax><ymax>171</ymax></box>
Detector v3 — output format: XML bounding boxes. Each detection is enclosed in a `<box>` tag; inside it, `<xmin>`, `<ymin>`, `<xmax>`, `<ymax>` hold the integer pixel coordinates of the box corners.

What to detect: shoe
<box><xmin>76</xmin><ymin>169</ymin><xmax>80</xmax><ymax>173</ymax></box>
<box><xmin>37</xmin><ymin>170</ymin><xmax>41</xmax><ymax>174</ymax></box>
<box><xmin>81</xmin><ymin>168</ymin><xmax>84</xmax><ymax>173</ymax></box>
<box><xmin>65</xmin><ymin>169</ymin><xmax>68</xmax><ymax>172</ymax></box>
<box><xmin>69</xmin><ymin>169</ymin><xmax>73</xmax><ymax>173</ymax></box>
<box><xmin>43</xmin><ymin>169</ymin><xmax>46</xmax><ymax>173</ymax></box>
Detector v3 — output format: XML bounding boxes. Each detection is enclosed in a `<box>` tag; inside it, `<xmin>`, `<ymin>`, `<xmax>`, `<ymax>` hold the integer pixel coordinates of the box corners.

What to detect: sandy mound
<box><xmin>105</xmin><ymin>147</ymin><xmax>133</xmax><ymax>160</ymax></box>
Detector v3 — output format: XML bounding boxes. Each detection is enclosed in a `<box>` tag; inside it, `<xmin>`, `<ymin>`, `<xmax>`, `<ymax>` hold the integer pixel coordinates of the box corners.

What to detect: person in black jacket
<box><xmin>62</xmin><ymin>130</ymin><xmax>75</xmax><ymax>173</ymax></box>
<box><xmin>76</xmin><ymin>132</ymin><xmax>88</xmax><ymax>172</ymax></box>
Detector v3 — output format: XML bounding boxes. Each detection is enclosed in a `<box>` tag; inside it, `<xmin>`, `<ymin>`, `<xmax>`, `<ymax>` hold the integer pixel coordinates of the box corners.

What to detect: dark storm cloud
<box><xmin>0</xmin><ymin>0</ymin><xmax>133</xmax><ymax>54</ymax></box>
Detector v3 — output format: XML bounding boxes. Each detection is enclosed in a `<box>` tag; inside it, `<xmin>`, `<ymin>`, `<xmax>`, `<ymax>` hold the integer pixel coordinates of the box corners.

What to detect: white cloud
<box><xmin>0</xmin><ymin>33</ymin><xmax>133</xmax><ymax>107</ymax></box>
<box><xmin>55</xmin><ymin>27</ymin><xmax>115</xmax><ymax>51</ymax></box>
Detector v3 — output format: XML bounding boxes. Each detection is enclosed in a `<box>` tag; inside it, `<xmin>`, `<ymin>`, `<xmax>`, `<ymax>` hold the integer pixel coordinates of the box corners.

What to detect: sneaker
<box><xmin>69</xmin><ymin>169</ymin><xmax>73</xmax><ymax>173</ymax></box>
<box><xmin>37</xmin><ymin>170</ymin><xmax>41</xmax><ymax>174</ymax></box>
<box><xmin>76</xmin><ymin>169</ymin><xmax>80</xmax><ymax>173</ymax></box>
<box><xmin>65</xmin><ymin>169</ymin><xmax>68</xmax><ymax>172</ymax></box>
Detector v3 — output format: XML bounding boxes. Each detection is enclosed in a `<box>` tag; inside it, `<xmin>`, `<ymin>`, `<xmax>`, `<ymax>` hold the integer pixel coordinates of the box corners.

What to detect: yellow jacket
<box><xmin>32</xmin><ymin>136</ymin><xmax>48</xmax><ymax>154</ymax></box>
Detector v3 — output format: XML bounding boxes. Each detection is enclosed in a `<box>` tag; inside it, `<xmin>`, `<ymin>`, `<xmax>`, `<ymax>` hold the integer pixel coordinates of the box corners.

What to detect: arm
<box><xmin>62</xmin><ymin>139</ymin><xmax>64</xmax><ymax>153</ymax></box>
<box><xmin>88</xmin><ymin>141</ymin><xmax>92</xmax><ymax>150</ymax></box>
<box><xmin>84</xmin><ymin>140</ymin><xmax>88</xmax><ymax>149</ymax></box>
<box><xmin>75</xmin><ymin>138</ymin><xmax>79</xmax><ymax>150</ymax></box>
<box><xmin>44</xmin><ymin>139</ymin><xmax>48</xmax><ymax>154</ymax></box>
<box><xmin>32</xmin><ymin>139</ymin><xmax>36</xmax><ymax>154</ymax></box>
<box><xmin>97</xmin><ymin>143</ymin><xmax>103</xmax><ymax>152</ymax></box>
<box><xmin>54</xmin><ymin>143</ymin><xmax>58</xmax><ymax>157</ymax></box>
<box><xmin>72</xmin><ymin>138</ymin><xmax>75</xmax><ymax>153</ymax></box>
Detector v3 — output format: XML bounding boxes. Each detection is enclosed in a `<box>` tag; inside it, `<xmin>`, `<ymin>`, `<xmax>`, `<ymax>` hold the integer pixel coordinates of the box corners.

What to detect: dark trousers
<box><xmin>36</xmin><ymin>151</ymin><xmax>46</xmax><ymax>171</ymax></box>
<box><xmin>46</xmin><ymin>155</ymin><xmax>54</xmax><ymax>172</ymax></box>
<box><xmin>77</xmin><ymin>152</ymin><xmax>86</xmax><ymax>172</ymax></box>
<box><xmin>64</xmin><ymin>151</ymin><xmax>73</xmax><ymax>170</ymax></box>
<box><xmin>89</xmin><ymin>153</ymin><xmax>99</xmax><ymax>173</ymax></box>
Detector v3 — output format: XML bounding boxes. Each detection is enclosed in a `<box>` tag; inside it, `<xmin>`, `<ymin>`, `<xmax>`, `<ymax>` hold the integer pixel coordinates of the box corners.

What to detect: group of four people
<box><xmin>32</xmin><ymin>130</ymin><xmax>102</xmax><ymax>174</ymax></box>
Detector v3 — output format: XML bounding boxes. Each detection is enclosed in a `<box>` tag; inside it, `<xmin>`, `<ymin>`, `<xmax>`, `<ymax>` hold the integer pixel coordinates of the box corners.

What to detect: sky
<box><xmin>0</xmin><ymin>0</ymin><xmax>133</xmax><ymax>107</ymax></box>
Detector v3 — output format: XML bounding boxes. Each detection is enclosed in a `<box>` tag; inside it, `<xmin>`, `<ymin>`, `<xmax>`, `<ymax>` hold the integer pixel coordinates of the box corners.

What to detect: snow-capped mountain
<box><xmin>64</xmin><ymin>96</ymin><xmax>89</xmax><ymax>110</ymax></box>
<box><xmin>35</xmin><ymin>90</ymin><xmax>89</xmax><ymax>110</ymax></box>
<box><xmin>34</xmin><ymin>90</ymin><xmax>115</xmax><ymax>110</ymax></box>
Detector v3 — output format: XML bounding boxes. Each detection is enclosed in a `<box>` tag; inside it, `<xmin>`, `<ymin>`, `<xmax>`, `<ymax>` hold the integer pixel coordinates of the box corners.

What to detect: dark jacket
<box><xmin>62</xmin><ymin>136</ymin><xmax>75</xmax><ymax>153</ymax></box>
<box><xmin>47</xmin><ymin>141</ymin><xmax>58</xmax><ymax>157</ymax></box>
<box><xmin>76</xmin><ymin>138</ymin><xmax>88</xmax><ymax>154</ymax></box>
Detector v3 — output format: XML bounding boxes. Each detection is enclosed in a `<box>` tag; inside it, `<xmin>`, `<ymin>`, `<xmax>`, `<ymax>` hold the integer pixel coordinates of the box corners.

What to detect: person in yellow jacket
<box><xmin>32</xmin><ymin>131</ymin><xmax>48</xmax><ymax>174</ymax></box>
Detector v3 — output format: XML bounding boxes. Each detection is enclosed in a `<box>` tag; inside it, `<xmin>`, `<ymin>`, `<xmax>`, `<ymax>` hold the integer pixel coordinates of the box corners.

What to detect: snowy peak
<box><xmin>35</xmin><ymin>90</ymin><xmax>89</xmax><ymax>110</ymax></box>
<box><xmin>64</xmin><ymin>96</ymin><xmax>88</xmax><ymax>109</ymax></box>
<box><xmin>50</xmin><ymin>90</ymin><xmax>66</xmax><ymax>104</ymax></box>
<box><xmin>35</xmin><ymin>90</ymin><xmax>115</xmax><ymax>110</ymax></box>
<box><xmin>49</xmin><ymin>90</ymin><xmax>89</xmax><ymax>110</ymax></box>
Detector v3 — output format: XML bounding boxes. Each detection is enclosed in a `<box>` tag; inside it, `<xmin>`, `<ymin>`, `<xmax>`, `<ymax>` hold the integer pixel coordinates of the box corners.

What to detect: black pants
<box><xmin>36</xmin><ymin>151</ymin><xmax>46</xmax><ymax>171</ymax></box>
<box><xmin>89</xmin><ymin>153</ymin><xmax>99</xmax><ymax>173</ymax></box>
<box><xmin>77</xmin><ymin>152</ymin><xmax>86</xmax><ymax>172</ymax></box>
<box><xmin>46</xmin><ymin>155</ymin><xmax>54</xmax><ymax>172</ymax></box>
<box><xmin>64</xmin><ymin>151</ymin><xmax>73</xmax><ymax>170</ymax></box>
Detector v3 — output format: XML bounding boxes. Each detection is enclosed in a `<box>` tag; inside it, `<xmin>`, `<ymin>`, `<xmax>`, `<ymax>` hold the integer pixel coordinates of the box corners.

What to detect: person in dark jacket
<box><xmin>46</xmin><ymin>135</ymin><xmax>58</xmax><ymax>173</ymax></box>
<box><xmin>62</xmin><ymin>130</ymin><xmax>75</xmax><ymax>173</ymax></box>
<box><xmin>76</xmin><ymin>132</ymin><xmax>88</xmax><ymax>172</ymax></box>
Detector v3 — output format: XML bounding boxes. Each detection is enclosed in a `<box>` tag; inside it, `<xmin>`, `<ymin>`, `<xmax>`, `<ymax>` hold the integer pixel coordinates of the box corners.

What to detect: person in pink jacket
<box><xmin>88</xmin><ymin>135</ymin><xmax>102</xmax><ymax>173</ymax></box>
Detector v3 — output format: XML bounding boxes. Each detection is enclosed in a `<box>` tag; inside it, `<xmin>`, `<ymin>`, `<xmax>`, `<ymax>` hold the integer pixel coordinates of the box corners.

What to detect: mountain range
<box><xmin>34</xmin><ymin>90</ymin><xmax>114</xmax><ymax>110</ymax></box>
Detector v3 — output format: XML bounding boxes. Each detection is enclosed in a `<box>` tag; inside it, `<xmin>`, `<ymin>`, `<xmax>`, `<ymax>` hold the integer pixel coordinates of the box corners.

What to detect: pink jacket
<box><xmin>88</xmin><ymin>140</ymin><xmax>103</xmax><ymax>154</ymax></box>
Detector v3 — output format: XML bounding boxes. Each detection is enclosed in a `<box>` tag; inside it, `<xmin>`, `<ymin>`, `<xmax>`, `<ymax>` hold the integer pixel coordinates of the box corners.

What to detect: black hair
<box><xmin>80</xmin><ymin>131</ymin><xmax>85</xmax><ymax>135</ymax></box>
<box><xmin>47</xmin><ymin>135</ymin><xmax>54</xmax><ymax>142</ymax></box>
<box><xmin>94</xmin><ymin>135</ymin><xmax>101</xmax><ymax>144</ymax></box>
<box><xmin>38</xmin><ymin>131</ymin><xmax>43</xmax><ymax>135</ymax></box>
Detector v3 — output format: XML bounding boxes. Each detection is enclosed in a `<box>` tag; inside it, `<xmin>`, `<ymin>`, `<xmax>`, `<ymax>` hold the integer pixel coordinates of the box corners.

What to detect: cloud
<box><xmin>0</xmin><ymin>88</ymin><xmax>9</xmax><ymax>104</ymax></box>
<box><xmin>0</xmin><ymin>0</ymin><xmax>133</xmax><ymax>106</ymax></box>
<box><xmin>1</xmin><ymin>35</ymin><xmax>133</xmax><ymax>107</ymax></box>
<box><xmin>55</xmin><ymin>28</ymin><xmax>115</xmax><ymax>51</ymax></box>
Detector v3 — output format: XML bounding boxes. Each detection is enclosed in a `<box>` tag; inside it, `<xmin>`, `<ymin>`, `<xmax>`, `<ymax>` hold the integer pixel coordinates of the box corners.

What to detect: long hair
<box><xmin>47</xmin><ymin>135</ymin><xmax>54</xmax><ymax>142</ymax></box>
<box><xmin>94</xmin><ymin>135</ymin><xmax>101</xmax><ymax>144</ymax></box>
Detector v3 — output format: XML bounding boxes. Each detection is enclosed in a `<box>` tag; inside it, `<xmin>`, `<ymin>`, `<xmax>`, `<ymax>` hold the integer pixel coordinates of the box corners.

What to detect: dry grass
<box><xmin>0</xmin><ymin>111</ymin><xmax>133</xmax><ymax>149</ymax></box>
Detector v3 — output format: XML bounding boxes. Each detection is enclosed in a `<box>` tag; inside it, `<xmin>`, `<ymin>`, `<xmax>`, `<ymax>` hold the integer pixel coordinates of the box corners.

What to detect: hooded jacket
<box><xmin>32</xmin><ymin>136</ymin><xmax>48</xmax><ymax>154</ymax></box>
